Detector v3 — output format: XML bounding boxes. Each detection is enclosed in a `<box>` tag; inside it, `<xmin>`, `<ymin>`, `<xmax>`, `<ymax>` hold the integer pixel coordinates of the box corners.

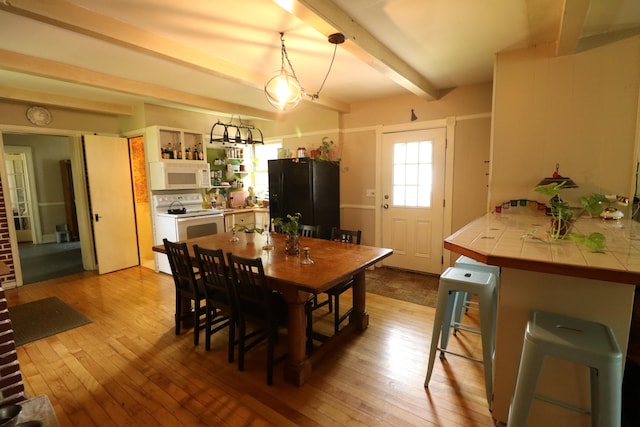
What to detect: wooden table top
<box><xmin>444</xmin><ymin>208</ymin><xmax>640</xmax><ymax>285</ymax></box>
<box><xmin>153</xmin><ymin>232</ymin><xmax>393</xmax><ymax>294</ymax></box>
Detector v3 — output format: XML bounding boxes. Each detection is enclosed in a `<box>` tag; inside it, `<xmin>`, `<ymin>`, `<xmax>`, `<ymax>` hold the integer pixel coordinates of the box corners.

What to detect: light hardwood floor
<box><xmin>5</xmin><ymin>267</ymin><xmax>494</xmax><ymax>427</ymax></box>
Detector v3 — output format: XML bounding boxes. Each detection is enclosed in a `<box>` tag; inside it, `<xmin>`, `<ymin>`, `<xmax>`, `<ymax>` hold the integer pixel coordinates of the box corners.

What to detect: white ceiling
<box><xmin>0</xmin><ymin>0</ymin><xmax>639</xmax><ymax>121</ymax></box>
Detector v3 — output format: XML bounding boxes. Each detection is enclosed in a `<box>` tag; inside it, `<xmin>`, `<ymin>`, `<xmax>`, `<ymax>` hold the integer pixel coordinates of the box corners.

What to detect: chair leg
<box><xmin>175</xmin><ymin>293</ymin><xmax>182</xmax><ymax>335</ymax></box>
<box><xmin>439</xmin><ymin>290</ymin><xmax>457</xmax><ymax>355</ymax></box>
<box><xmin>193</xmin><ymin>300</ymin><xmax>200</xmax><ymax>346</ymax></box>
<box><xmin>267</xmin><ymin>326</ymin><xmax>276</xmax><ymax>385</ymax></box>
<box><xmin>424</xmin><ymin>286</ymin><xmax>450</xmax><ymax>387</ymax></box>
<box><xmin>205</xmin><ymin>304</ymin><xmax>212</xmax><ymax>351</ymax></box>
<box><xmin>228</xmin><ymin>318</ymin><xmax>236</xmax><ymax>363</ymax></box>
<box><xmin>334</xmin><ymin>294</ymin><xmax>340</xmax><ymax>335</ymax></box>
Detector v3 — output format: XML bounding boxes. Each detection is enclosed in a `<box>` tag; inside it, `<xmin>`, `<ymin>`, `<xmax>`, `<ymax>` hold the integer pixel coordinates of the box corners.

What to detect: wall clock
<box><xmin>26</xmin><ymin>106</ymin><xmax>51</xmax><ymax>126</ymax></box>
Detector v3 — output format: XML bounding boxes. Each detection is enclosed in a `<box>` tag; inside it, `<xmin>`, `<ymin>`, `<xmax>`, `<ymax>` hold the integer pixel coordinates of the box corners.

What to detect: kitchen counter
<box><xmin>444</xmin><ymin>208</ymin><xmax>639</xmax><ymax>425</ymax></box>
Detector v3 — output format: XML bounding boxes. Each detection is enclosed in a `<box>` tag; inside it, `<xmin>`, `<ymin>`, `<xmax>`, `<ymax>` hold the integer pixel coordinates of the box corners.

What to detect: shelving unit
<box><xmin>207</xmin><ymin>146</ymin><xmax>250</xmax><ymax>189</ymax></box>
<box><xmin>145</xmin><ymin>125</ymin><xmax>206</xmax><ymax>163</ymax></box>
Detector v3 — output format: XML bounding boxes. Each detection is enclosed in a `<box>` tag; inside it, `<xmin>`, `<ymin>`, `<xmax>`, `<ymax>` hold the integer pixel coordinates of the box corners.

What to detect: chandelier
<box><xmin>264</xmin><ymin>32</ymin><xmax>345</xmax><ymax>111</ymax></box>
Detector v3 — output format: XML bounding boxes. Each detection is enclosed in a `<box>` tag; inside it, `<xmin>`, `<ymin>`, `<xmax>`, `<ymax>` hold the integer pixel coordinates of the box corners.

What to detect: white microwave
<box><xmin>149</xmin><ymin>161</ymin><xmax>210</xmax><ymax>190</ymax></box>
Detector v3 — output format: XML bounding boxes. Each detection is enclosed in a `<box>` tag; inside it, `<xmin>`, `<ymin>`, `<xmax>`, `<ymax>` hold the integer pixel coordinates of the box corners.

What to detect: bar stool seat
<box><xmin>507</xmin><ymin>311</ymin><xmax>622</xmax><ymax>427</ymax></box>
<box><xmin>424</xmin><ymin>266</ymin><xmax>497</xmax><ymax>407</ymax></box>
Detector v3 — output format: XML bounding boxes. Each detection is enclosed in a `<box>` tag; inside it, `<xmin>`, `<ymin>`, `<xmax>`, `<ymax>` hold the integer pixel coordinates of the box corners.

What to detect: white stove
<box><xmin>152</xmin><ymin>192</ymin><xmax>225</xmax><ymax>273</ymax></box>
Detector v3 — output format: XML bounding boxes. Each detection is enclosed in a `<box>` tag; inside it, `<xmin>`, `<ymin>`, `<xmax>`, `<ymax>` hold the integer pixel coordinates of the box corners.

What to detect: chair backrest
<box><xmin>226</xmin><ymin>254</ymin><xmax>274</xmax><ymax>324</ymax></box>
<box><xmin>163</xmin><ymin>238</ymin><xmax>201</xmax><ymax>298</ymax></box>
<box><xmin>193</xmin><ymin>245</ymin><xmax>233</xmax><ymax>310</ymax></box>
<box><xmin>330</xmin><ymin>227</ymin><xmax>362</xmax><ymax>245</ymax></box>
<box><xmin>299</xmin><ymin>224</ymin><xmax>320</xmax><ymax>238</ymax></box>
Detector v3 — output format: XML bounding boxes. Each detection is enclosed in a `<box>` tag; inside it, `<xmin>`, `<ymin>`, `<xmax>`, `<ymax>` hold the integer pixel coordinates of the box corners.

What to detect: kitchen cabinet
<box><xmin>223</xmin><ymin>209</ymin><xmax>270</xmax><ymax>232</ymax></box>
<box><xmin>146</xmin><ymin>126</ymin><xmax>206</xmax><ymax>163</ymax></box>
<box><xmin>224</xmin><ymin>211</ymin><xmax>255</xmax><ymax>232</ymax></box>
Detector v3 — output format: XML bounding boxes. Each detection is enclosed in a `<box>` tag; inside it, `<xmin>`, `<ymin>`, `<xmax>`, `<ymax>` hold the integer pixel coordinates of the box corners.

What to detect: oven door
<box><xmin>176</xmin><ymin>214</ymin><xmax>224</xmax><ymax>240</ymax></box>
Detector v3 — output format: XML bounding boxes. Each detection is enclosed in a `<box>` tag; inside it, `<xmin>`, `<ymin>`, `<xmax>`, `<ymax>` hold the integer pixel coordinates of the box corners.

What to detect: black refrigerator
<box><xmin>268</xmin><ymin>158</ymin><xmax>339</xmax><ymax>240</ymax></box>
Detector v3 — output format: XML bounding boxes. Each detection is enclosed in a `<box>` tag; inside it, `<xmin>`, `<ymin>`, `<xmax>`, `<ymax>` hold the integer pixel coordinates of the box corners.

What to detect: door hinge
<box><xmin>443</xmin><ymin>199</ymin><xmax>446</xmax><ymax>208</ymax></box>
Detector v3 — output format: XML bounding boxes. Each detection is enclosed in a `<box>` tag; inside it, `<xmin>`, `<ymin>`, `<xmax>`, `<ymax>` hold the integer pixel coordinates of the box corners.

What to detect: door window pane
<box><xmin>392</xmin><ymin>141</ymin><xmax>432</xmax><ymax>207</ymax></box>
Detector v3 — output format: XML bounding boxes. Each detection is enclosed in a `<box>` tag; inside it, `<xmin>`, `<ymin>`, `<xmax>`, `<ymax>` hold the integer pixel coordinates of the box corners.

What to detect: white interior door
<box><xmin>83</xmin><ymin>135</ymin><xmax>139</xmax><ymax>274</ymax></box>
<box><xmin>381</xmin><ymin>128</ymin><xmax>446</xmax><ymax>274</ymax></box>
<box><xmin>4</xmin><ymin>149</ymin><xmax>39</xmax><ymax>243</ymax></box>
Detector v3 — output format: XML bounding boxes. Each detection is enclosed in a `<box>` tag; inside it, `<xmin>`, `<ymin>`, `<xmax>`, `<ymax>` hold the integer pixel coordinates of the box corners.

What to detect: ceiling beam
<box><xmin>556</xmin><ymin>0</ymin><xmax>590</xmax><ymax>56</ymax></box>
<box><xmin>0</xmin><ymin>0</ymin><xmax>350</xmax><ymax>113</ymax></box>
<box><xmin>0</xmin><ymin>85</ymin><xmax>133</xmax><ymax>116</ymax></box>
<box><xmin>0</xmin><ymin>49</ymin><xmax>278</xmax><ymax>120</ymax></box>
<box><xmin>274</xmin><ymin>0</ymin><xmax>441</xmax><ymax>100</ymax></box>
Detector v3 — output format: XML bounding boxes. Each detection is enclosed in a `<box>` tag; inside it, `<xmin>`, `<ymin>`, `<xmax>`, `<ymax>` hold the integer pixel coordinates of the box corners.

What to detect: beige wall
<box><xmin>262</xmin><ymin>83</ymin><xmax>494</xmax><ymax>244</ymax></box>
<box><xmin>490</xmin><ymin>37</ymin><xmax>640</xmax><ymax>210</ymax></box>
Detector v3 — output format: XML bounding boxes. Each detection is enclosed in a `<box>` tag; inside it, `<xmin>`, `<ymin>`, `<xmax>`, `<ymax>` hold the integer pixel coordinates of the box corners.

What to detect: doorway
<box><xmin>3</xmin><ymin>134</ymin><xmax>84</xmax><ymax>284</ymax></box>
<box><xmin>381</xmin><ymin>127</ymin><xmax>447</xmax><ymax>274</ymax></box>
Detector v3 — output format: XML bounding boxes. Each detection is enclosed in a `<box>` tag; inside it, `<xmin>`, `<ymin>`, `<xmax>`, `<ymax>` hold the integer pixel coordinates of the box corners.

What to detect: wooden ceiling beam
<box><xmin>274</xmin><ymin>0</ymin><xmax>441</xmax><ymax>100</ymax></box>
<box><xmin>0</xmin><ymin>85</ymin><xmax>133</xmax><ymax>116</ymax></box>
<box><xmin>0</xmin><ymin>49</ymin><xmax>278</xmax><ymax>120</ymax></box>
<box><xmin>556</xmin><ymin>0</ymin><xmax>591</xmax><ymax>56</ymax></box>
<box><xmin>0</xmin><ymin>0</ymin><xmax>349</xmax><ymax>114</ymax></box>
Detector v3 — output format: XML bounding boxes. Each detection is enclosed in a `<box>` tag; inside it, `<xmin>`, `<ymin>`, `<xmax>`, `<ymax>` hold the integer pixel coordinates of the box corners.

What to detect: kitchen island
<box><xmin>444</xmin><ymin>208</ymin><xmax>639</xmax><ymax>426</ymax></box>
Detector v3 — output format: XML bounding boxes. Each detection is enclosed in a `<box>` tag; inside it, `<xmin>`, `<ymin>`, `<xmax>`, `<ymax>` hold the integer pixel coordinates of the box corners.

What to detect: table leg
<box><xmin>282</xmin><ymin>289</ymin><xmax>312</xmax><ymax>386</ymax></box>
<box><xmin>350</xmin><ymin>270</ymin><xmax>369</xmax><ymax>330</ymax></box>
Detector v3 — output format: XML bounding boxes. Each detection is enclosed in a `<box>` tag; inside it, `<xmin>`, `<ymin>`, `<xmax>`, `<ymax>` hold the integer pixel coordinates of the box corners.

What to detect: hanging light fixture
<box><xmin>264</xmin><ymin>32</ymin><xmax>345</xmax><ymax>111</ymax></box>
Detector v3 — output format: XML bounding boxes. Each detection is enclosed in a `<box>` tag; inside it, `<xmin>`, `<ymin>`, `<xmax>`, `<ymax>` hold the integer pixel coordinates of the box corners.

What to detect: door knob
<box><xmin>94</xmin><ymin>214</ymin><xmax>102</xmax><ymax>222</ymax></box>
<box><xmin>383</xmin><ymin>204</ymin><xmax>389</xmax><ymax>209</ymax></box>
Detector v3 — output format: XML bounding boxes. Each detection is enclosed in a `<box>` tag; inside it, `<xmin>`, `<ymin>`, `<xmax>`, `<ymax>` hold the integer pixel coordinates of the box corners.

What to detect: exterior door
<box><xmin>83</xmin><ymin>135</ymin><xmax>139</xmax><ymax>274</ymax></box>
<box><xmin>381</xmin><ymin>128</ymin><xmax>446</xmax><ymax>274</ymax></box>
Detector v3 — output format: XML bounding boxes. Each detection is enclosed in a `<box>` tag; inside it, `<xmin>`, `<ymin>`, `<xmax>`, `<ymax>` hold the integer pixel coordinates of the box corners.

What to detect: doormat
<box><xmin>8</xmin><ymin>297</ymin><xmax>92</xmax><ymax>346</ymax></box>
<box><xmin>365</xmin><ymin>267</ymin><xmax>440</xmax><ymax>308</ymax></box>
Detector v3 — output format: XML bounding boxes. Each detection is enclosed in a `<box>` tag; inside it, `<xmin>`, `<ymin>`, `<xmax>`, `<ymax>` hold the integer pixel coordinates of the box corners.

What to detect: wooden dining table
<box><xmin>153</xmin><ymin>231</ymin><xmax>393</xmax><ymax>386</ymax></box>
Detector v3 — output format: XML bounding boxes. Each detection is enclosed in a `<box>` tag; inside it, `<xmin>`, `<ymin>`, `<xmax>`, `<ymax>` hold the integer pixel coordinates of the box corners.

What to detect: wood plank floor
<box><xmin>5</xmin><ymin>267</ymin><xmax>495</xmax><ymax>427</ymax></box>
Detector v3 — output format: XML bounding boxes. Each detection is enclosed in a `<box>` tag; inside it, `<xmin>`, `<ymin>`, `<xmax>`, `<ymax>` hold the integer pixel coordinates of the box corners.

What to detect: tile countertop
<box><xmin>444</xmin><ymin>208</ymin><xmax>640</xmax><ymax>285</ymax></box>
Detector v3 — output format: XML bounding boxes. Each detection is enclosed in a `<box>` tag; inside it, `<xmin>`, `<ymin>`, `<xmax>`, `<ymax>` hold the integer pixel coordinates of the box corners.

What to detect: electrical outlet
<box><xmin>365</xmin><ymin>189</ymin><xmax>375</xmax><ymax>197</ymax></box>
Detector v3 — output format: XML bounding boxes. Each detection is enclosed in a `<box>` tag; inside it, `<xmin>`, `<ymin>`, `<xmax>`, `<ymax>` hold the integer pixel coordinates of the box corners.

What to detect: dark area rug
<box><xmin>8</xmin><ymin>296</ymin><xmax>92</xmax><ymax>346</ymax></box>
<box><xmin>365</xmin><ymin>267</ymin><xmax>439</xmax><ymax>307</ymax></box>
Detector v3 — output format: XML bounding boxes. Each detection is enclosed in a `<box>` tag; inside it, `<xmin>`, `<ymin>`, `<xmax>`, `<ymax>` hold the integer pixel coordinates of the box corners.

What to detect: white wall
<box><xmin>490</xmin><ymin>37</ymin><xmax>640</xmax><ymax>210</ymax></box>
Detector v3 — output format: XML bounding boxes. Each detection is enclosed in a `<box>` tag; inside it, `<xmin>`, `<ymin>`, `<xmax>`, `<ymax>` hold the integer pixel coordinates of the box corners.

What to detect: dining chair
<box><xmin>226</xmin><ymin>253</ymin><xmax>288</xmax><ymax>385</ymax></box>
<box><xmin>315</xmin><ymin>228</ymin><xmax>362</xmax><ymax>335</ymax></box>
<box><xmin>298</xmin><ymin>224</ymin><xmax>320</xmax><ymax>237</ymax></box>
<box><xmin>163</xmin><ymin>238</ymin><xmax>207</xmax><ymax>346</ymax></box>
<box><xmin>193</xmin><ymin>245</ymin><xmax>234</xmax><ymax>359</ymax></box>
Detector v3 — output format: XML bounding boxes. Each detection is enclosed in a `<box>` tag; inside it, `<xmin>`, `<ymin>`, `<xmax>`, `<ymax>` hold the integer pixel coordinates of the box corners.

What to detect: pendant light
<box><xmin>264</xmin><ymin>32</ymin><xmax>345</xmax><ymax>111</ymax></box>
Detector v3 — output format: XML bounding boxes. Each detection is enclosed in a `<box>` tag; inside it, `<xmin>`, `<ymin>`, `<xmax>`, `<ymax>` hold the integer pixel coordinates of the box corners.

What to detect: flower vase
<box><xmin>245</xmin><ymin>232</ymin><xmax>255</xmax><ymax>244</ymax></box>
<box><xmin>285</xmin><ymin>233</ymin><xmax>300</xmax><ymax>255</ymax></box>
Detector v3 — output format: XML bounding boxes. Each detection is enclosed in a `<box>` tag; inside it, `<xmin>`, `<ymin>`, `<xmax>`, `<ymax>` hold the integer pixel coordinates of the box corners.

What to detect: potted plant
<box><xmin>534</xmin><ymin>181</ymin><xmax>575</xmax><ymax>239</ymax></box>
<box><xmin>273</xmin><ymin>213</ymin><xmax>301</xmax><ymax>255</ymax></box>
<box><xmin>232</xmin><ymin>224</ymin><xmax>263</xmax><ymax>243</ymax></box>
<box><xmin>318</xmin><ymin>137</ymin><xmax>334</xmax><ymax>161</ymax></box>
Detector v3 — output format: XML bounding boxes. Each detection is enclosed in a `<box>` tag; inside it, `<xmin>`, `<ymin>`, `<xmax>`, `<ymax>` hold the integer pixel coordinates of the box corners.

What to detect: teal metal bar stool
<box><xmin>452</xmin><ymin>256</ymin><xmax>500</xmax><ymax>334</ymax></box>
<box><xmin>507</xmin><ymin>311</ymin><xmax>622</xmax><ymax>427</ymax></box>
<box><xmin>424</xmin><ymin>266</ymin><xmax>498</xmax><ymax>407</ymax></box>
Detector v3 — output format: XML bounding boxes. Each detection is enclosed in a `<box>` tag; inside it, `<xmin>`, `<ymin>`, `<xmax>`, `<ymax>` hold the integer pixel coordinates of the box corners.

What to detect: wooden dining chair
<box><xmin>226</xmin><ymin>253</ymin><xmax>288</xmax><ymax>385</ymax></box>
<box><xmin>193</xmin><ymin>245</ymin><xmax>233</xmax><ymax>358</ymax></box>
<box><xmin>163</xmin><ymin>238</ymin><xmax>207</xmax><ymax>346</ymax></box>
<box><xmin>298</xmin><ymin>224</ymin><xmax>320</xmax><ymax>237</ymax></box>
<box><xmin>321</xmin><ymin>228</ymin><xmax>362</xmax><ymax>334</ymax></box>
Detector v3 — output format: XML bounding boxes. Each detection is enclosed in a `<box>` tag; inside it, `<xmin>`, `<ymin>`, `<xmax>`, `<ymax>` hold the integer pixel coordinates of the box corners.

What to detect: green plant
<box><xmin>568</xmin><ymin>232</ymin><xmax>606</xmax><ymax>252</ymax></box>
<box><xmin>580</xmin><ymin>193</ymin><xmax>609</xmax><ymax>217</ymax></box>
<box><xmin>232</xmin><ymin>224</ymin><xmax>263</xmax><ymax>234</ymax></box>
<box><xmin>534</xmin><ymin>181</ymin><xmax>574</xmax><ymax>240</ymax></box>
<box><xmin>272</xmin><ymin>212</ymin><xmax>301</xmax><ymax>234</ymax></box>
